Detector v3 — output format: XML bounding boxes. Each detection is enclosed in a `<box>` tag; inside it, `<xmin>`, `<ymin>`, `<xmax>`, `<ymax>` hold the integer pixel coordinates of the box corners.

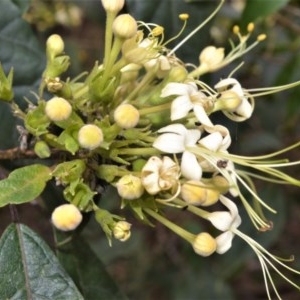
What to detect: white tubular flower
<box><xmin>214</xmin><ymin>78</ymin><xmax>254</xmax><ymax>121</ymax></box>
<box><xmin>141</xmin><ymin>156</ymin><xmax>179</xmax><ymax>195</ymax></box>
<box><xmin>199</xmin><ymin>125</ymin><xmax>231</xmax><ymax>152</ymax></box>
<box><xmin>153</xmin><ymin>124</ymin><xmax>202</xmax><ymax>180</ymax></box>
<box><xmin>161</xmin><ymin>82</ymin><xmax>213</xmax><ymax>126</ymax></box>
<box><xmin>207</xmin><ymin>195</ymin><xmax>241</xmax><ymax>254</ymax></box>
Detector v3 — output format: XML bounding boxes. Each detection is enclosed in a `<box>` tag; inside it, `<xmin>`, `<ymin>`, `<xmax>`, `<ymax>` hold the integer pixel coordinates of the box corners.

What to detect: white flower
<box><xmin>214</xmin><ymin>78</ymin><xmax>254</xmax><ymax>120</ymax></box>
<box><xmin>141</xmin><ymin>156</ymin><xmax>179</xmax><ymax>195</ymax></box>
<box><xmin>207</xmin><ymin>195</ymin><xmax>241</xmax><ymax>254</ymax></box>
<box><xmin>161</xmin><ymin>82</ymin><xmax>213</xmax><ymax>126</ymax></box>
<box><xmin>153</xmin><ymin>124</ymin><xmax>202</xmax><ymax>180</ymax></box>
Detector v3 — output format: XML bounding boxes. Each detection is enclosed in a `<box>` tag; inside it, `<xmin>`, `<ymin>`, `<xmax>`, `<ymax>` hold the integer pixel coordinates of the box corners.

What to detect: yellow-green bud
<box><xmin>78</xmin><ymin>124</ymin><xmax>103</xmax><ymax>150</ymax></box>
<box><xmin>116</xmin><ymin>174</ymin><xmax>144</xmax><ymax>200</ymax></box>
<box><xmin>114</xmin><ymin>104</ymin><xmax>140</xmax><ymax>129</ymax></box>
<box><xmin>112</xmin><ymin>14</ymin><xmax>137</xmax><ymax>39</ymax></box>
<box><xmin>168</xmin><ymin>65</ymin><xmax>188</xmax><ymax>82</ymax></box>
<box><xmin>45</xmin><ymin>97</ymin><xmax>72</xmax><ymax>121</ymax></box>
<box><xmin>192</xmin><ymin>232</ymin><xmax>216</xmax><ymax>257</ymax></box>
<box><xmin>34</xmin><ymin>140</ymin><xmax>51</xmax><ymax>158</ymax></box>
<box><xmin>46</xmin><ymin>34</ymin><xmax>64</xmax><ymax>59</ymax></box>
<box><xmin>214</xmin><ymin>90</ymin><xmax>242</xmax><ymax>112</ymax></box>
<box><xmin>113</xmin><ymin>221</ymin><xmax>132</xmax><ymax>241</ymax></box>
<box><xmin>181</xmin><ymin>180</ymin><xmax>220</xmax><ymax>206</ymax></box>
<box><xmin>101</xmin><ymin>0</ymin><xmax>125</xmax><ymax>13</ymax></box>
<box><xmin>51</xmin><ymin>204</ymin><xmax>82</xmax><ymax>231</ymax></box>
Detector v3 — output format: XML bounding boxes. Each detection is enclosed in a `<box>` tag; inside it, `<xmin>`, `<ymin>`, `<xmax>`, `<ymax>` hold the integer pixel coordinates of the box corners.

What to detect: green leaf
<box><xmin>0</xmin><ymin>164</ymin><xmax>52</xmax><ymax>207</ymax></box>
<box><xmin>55</xmin><ymin>232</ymin><xmax>127</xmax><ymax>300</ymax></box>
<box><xmin>0</xmin><ymin>223</ymin><xmax>83</xmax><ymax>299</ymax></box>
<box><xmin>24</xmin><ymin>101</ymin><xmax>50</xmax><ymax>136</ymax></box>
<box><xmin>0</xmin><ymin>0</ymin><xmax>45</xmax><ymax>149</ymax></box>
<box><xmin>241</xmin><ymin>0</ymin><xmax>289</xmax><ymax>25</ymax></box>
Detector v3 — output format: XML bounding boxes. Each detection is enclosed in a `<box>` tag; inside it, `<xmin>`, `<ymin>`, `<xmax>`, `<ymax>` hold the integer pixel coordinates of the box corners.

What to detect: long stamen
<box><xmin>168</xmin><ymin>0</ymin><xmax>225</xmax><ymax>56</ymax></box>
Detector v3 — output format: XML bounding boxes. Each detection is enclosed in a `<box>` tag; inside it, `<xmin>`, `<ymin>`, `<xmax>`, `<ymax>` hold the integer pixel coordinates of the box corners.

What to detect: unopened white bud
<box><xmin>46</xmin><ymin>34</ymin><xmax>64</xmax><ymax>59</ymax></box>
<box><xmin>192</xmin><ymin>232</ymin><xmax>216</xmax><ymax>257</ymax></box>
<box><xmin>113</xmin><ymin>14</ymin><xmax>137</xmax><ymax>39</ymax></box>
<box><xmin>114</xmin><ymin>104</ymin><xmax>140</xmax><ymax>129</ymax></box>
<box><xmin>45</xmin><ymin>97</ymin><xmax>72</xmax><ymax>121</ymax></box>
<box><xmin>199</xmin><ymin>46</ymin><xmax>224</xmax><ymax>70</ymax></box>
<box><xmin>78</xmin><ymin>124</ymin><xmax>103</xmax><ymax>150</ymax></box>
<box><xmin>113</xmin><ymin>221</ymin><xmax>132</xmax><ymax>241</ymax></box>
<box><xmin>51</xmin><ymin>204</ymin><xmax>82</xmax><ymax>231</ymax></box>
<box><xmin>116</xmin><ymin>174</ymin><xmax>144</xmax><ymax>200</ymax></box>
<box><xmin>101</xmin><ymin>0</ymin><xmax>125</xmax><ymax>13</ymax></box>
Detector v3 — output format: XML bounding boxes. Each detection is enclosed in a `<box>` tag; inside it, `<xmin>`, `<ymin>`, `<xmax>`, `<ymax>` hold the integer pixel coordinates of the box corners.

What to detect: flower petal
<box><xmin>181</xmin><ymin>151</ymin><xmax>202</xmax><ymax>180</ymax></box>
<box><xmin>219</xmin><ymin>195</ymin><xmax>240</xmax><ymax>224</ymax></box>
<box><xmin>236</xmin><ymin>97</ymin><xmax>253</xmax><ymax>119</ymax></box>
<box><xmin>207</xmin><ymin>211</ymin><xmax>233</xmax><ymax>231</ymax></box>
<box><xmin>199</xmin><ymin>132</ymin><xmax>223</xmax><ymax>152</ymax></box>
<box><xmin>161</xmin><ymin>82</ymin><xmax>194</xmax><ymax>97</ymax></box>
<box><xmin>184</xmin><ymin>129</ymin><xmax>201</xmax><ymax>147</ymax></box>
<box><xmin>193</xmin><ymin>104</ymin><xmax>214</xmax><ymax>127</ymax></box>
<box><xmin>157</xmin><ymin>123</ymin><xmax>187</xmax><ymax>136</ymax></box>
<box><xmin>215</xmin><ymin>231</ymin><xmax>234</xmax><ymax>254</ymax></box>
<box><xmin>153</xmin><ymin>133</ymin><xmax>185</xmax><ymax>153</ymax></box>
<box><xmin>171</xmin><ymin>96</ymin><xmax>193</xmax><ymax>120</ymax></box>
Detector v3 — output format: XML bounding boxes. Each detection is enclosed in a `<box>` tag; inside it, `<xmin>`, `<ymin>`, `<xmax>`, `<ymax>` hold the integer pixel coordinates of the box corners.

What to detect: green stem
<box><xmin>115</xmin><ymin>147</ymin><xmax>160</xmax><ymax>156</ymax></box>
<box><xmin>172</xmin><ymin>198</ymin><xmax>210</xmax><ymax>219</ymax></box>
<box><xmin>101</xmin><ymin>37</ymin><xmax>124</xmax><ymax>87</ymax></box>
<box><xmin>125</xmin><ymin>71</ymin><xmax>156</xmax><ymax>102</ymax></box>
<box><xmin>103</xmin><ymin>12</ymin><xmax>116</xmax><ymax>68</ymax></box>
<box><xmin>139</xmin><ymin>102</ymin><xmax>171</xmax><ymax>115</ymax></box>
<box><xmin>143</xmin><ymin>208</ymin><xmax>195</xmax><ymax>243</ymax></box>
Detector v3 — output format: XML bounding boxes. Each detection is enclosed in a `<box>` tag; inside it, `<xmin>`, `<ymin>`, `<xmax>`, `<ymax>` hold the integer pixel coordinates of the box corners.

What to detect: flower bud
<box><xmin>51</xmin><ymin>204</ymin><xmax>82</xmax><ymax>231</ymax></box>
<box><xmin>199</xmin><ymin>46</ymin><xmax>224</xmax><ymax>70</ymax></box>
<box><xmin>114</xmin><ymin>104</ymin><xmax>140</xmax><ymax>129</ymax></box>
<box><xmin>214</xmin><ymin>90</ymin><xmax>242</xmax><ymax>112</ymax></box>
<box><xmin>113</xmin><ymin>14</ymin><xmax>137</xmax><ymax>39</ymax></box>
<box><xmin>78</xmin><ymin>124</ymin><xmax>103</xmax><ymax>150</ymax></box>
<box><xmin>34</xmin><ymin>140</ymin><xmax>51</xmax><ymax>158</ymax></box>
<box><xmin>113</xmin><ymin>221</ymin><xmax>132</xmax><ymax>241</ymax></box>
<box><xmin>168</xmin><ymin>66</ymin><xmax>188</xmax><ymax>82</ymax></box>
<box><xmin>45</xmin><ymin>97</ymin><xmax>72</xmax><ymax>121</ymax></box>
<box><xmin>192</xmin><ymin>232</ymin><xmax>217</xmax><ymax>257</ymax></box>
<box><xmin>46</xmin><ymin>34</ymin><xmax>64</xmax><ymax>59</ymax></box>
<box><xmin>116</xmin><ymin>174</ymin><xmax>144</xmax><ymax>200</ymax></box>
<box><xmin>101</xmin><ymin>0</ymin><xmax>124</xmax><ymax>13</ymax></box>
<box><xmin>181</xmin><ymin>180</ymin><xmax>220</xmax><ymax>206</ymax></box>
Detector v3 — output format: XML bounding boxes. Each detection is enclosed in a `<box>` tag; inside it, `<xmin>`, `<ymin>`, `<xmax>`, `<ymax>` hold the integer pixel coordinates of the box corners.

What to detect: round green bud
<box><xmin>34</xmin><ymin>140</ymin><xmax>51</xmax><ymax>158</ymax></box>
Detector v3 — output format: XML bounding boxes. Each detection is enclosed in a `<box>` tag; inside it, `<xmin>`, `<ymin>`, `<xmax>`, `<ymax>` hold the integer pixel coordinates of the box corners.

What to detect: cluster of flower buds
<box><xmin>4</xmin><ymin>0</ymin><xmax>300</xmax><ymax>298</ymax></box>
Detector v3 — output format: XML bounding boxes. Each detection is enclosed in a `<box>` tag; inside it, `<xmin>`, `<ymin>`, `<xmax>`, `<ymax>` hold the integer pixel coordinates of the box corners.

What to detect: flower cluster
<box><xmin>2</xmin><ymin>0</ymin><xmax>300</xmax><ymax>298</ymax></box>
